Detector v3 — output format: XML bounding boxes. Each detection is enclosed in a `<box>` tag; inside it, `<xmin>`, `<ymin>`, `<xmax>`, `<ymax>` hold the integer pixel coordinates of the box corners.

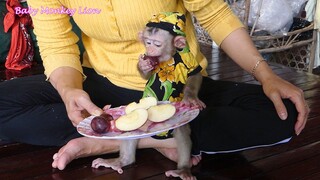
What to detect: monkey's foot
<box><xmin>91</xmin><ymin>157</ymin><xmax>123</xmax><ymax>174</ymax></box>
<box><xmin>165</xmin><ymin>168</ymin><xmax>196</xmax><ymax>180</ymax></box>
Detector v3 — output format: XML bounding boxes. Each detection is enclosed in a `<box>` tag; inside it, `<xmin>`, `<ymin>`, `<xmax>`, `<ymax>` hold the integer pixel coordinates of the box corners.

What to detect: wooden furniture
<box><xmin>195</xmin><ymin>0</ymin><xmax>318</xmax><ymax>73</ymax></box>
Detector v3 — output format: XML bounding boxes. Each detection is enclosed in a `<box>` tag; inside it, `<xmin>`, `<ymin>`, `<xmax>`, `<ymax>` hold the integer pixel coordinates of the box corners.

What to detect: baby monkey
<box><xmin>92</xmin><ymin>12</ymin><xmax>205</xmax><ymax>180</ymax></box>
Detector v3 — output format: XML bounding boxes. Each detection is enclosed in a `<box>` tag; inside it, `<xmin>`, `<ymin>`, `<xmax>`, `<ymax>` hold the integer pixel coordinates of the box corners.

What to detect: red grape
<box><xmin>143</xmin><ymin>55</ymin><xmax>159</xmax><ymax>69</ymax></box>
<box><xmin>90</xmin><ymin>114</ymin><xmax>113</xmax><ymax>133</ymax></box>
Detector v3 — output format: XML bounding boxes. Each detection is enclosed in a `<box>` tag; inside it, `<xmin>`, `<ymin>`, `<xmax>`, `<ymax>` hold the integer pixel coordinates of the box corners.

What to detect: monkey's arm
<box><xmin>138</xmin><ymin>68</ymin><xmax>152</xmax><ymax>80</ymax></box>
<box><xmin>182</xmin><ymin>73</ymin><xmax>206</xmax><ymax>109</ymax></box>
<box><xmin>184</xmin><ymin>73</ymin><xmax>202</xmax><ymax>97</ymax></box>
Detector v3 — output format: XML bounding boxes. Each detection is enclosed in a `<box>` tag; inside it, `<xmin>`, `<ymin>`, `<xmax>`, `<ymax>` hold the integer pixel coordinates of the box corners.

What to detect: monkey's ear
<box><xmin>138</xmin><ymin>30</ymin><xmax>144</xmax><ymax>42</ymax></box>
<box><xmin>174</xmin><ymin>36</ymin><xmax>186</xmax><ymax>49</ymax></box>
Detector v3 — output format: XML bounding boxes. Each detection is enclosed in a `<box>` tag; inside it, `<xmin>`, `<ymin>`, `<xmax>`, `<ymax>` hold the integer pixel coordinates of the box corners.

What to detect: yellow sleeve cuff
<box><xmin>186</xmin><ymin>0</ymin><xmax>245</xmax><ymax>45</ymax></box>
<box><xmin>43</xmin><ymin>54</ymin><xmax>84</xmax><ymax>80</ymax></box>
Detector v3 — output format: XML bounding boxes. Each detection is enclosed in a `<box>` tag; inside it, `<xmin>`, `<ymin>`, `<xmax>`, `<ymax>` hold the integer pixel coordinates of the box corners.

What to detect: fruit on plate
<box><xmin>125</xmin><ymin>96</ymin><xmax>157</xmax><ymax>114</ymax></box>
<box><xmin>91</xmin><ymin>114</ymin><xmax>113</xmax><ymax>133</ymax></box>
<box><xmin>115</xmin><ymin>108</ymin><xmax>148</xmax><ymax>131</ymax></box>
<box><xmin>100</xmin><ymin>113</ymin><xmax>114</xmax><ymax>121</ymax></box>
<box><xmin>147</xmin><ymin>104</ymin><xmax>176</xmax><ymax>122</ymax></box>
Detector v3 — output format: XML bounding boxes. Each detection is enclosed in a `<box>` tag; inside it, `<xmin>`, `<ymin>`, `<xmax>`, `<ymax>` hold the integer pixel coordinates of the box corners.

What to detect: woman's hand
<box><xmin>261</xmin><ymin>74</ymin><xmax>310</xmax><ymax>135</ymax></box>
<box><xmin>61</xmin><ymin>87</ymin><xmax>102</xmax><ymax>126</ymax></box>
<box><xmin>49</xmin><ymin>67</ymin><xmax>103</xmax><ymax>126</ymax></box>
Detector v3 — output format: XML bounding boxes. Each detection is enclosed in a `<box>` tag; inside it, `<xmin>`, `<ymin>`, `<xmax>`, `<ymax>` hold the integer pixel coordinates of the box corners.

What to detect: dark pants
<box><xmin>0</xmin><ymin>68</ymin><xmax>296</xmax><ymax>153</ymax></box>
<box><xmin>190</xmin><ymin>78</ymin><xmax>296</xmax><ymax>154</ymax></box>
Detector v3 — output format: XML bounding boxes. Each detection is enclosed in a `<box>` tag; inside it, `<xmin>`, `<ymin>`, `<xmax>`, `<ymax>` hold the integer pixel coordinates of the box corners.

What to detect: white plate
<box><xmin>77</xmin><ymin>104</ymin><xmax>199</xmax><ymax>139</ymax></box>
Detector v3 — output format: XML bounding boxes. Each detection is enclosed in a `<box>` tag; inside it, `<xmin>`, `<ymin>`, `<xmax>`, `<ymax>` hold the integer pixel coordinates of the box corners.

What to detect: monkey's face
<box><xmin>142</xmin><ymin>29</ymin><xmax>175</xmax><ymax>62</ymax></box>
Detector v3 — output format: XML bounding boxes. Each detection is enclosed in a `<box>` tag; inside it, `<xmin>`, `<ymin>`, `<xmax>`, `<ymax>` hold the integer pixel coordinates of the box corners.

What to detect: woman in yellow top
<box><xmin>0</xmin><ymin>0</ymin><xmax>309</xmax><ymax>171</ymax></box>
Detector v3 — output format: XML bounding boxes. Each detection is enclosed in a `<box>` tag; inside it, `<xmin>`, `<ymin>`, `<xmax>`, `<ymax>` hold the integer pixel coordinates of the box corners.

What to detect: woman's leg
<box><xmin>0</xmin><ymin>68</ymin><xmax>179</xmax><ymax>170</ymax></box>
<box><xmin>0</xmin><ymin>68</ymin><xmax>143</xmax><ymax>146</ymax></box>
<box><xmin>0</xmin><ymin>74</ymin><xmax>79</xmax><ymax>146</ymax></box>
<box><xmin>190</xmin><ymin>77</ymin><xmax>297</xmax><ymax>155</ymax></box>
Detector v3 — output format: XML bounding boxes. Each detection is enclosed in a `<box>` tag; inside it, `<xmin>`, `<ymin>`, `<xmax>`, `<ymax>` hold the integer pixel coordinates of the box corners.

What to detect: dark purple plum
<box><xmin>100</xmin><ymin>113</ymin><xmax>114</xmax><ymax>121</ymax></box>
<box><xmin>90</xmin><ymin>115</ymin><xmax>112</xmax><ymax>133</ymax></box>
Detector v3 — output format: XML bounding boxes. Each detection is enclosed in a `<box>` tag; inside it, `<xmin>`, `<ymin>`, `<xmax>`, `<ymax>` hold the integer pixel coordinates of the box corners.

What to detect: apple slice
<box><xmin>115</xmin><ymin>108</ymin><xmax>148</xmax><ymax>131</ymax></box>
<box><xmin>125</xmin><ymin>97</ymin><xmax>157</xmax><ymax>114</ymax></box>
<box><xmin>147</xmin><ymin>104</ymin><xmax>176</xmax><ymax>122</ymax></box>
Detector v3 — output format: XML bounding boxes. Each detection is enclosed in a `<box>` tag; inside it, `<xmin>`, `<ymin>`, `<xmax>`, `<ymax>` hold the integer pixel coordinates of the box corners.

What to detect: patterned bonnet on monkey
<box><xmin>146</xmin><ymin>12</ymin><xmax>186</xmax><ymax>37</ymax></box>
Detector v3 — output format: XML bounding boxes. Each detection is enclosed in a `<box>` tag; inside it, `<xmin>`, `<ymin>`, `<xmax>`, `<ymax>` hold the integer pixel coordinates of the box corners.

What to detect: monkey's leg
<box><xmin>92</xmin><ymin>139</ymin><xmax>138</xmax><ymax>174</ymax></box>
<box><xmin>119</xmin><ymin>139</ymin><xmax>139</xmax><ymax>166</ymax></box>
<box><xmin>165</xmin><ymin>124</ymin><xmax>196</xmax><ymax>180</ymax></box>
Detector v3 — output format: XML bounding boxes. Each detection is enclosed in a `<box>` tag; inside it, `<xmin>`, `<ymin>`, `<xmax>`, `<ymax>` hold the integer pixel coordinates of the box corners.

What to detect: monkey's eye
<box><xmin>145</xmin><ymin>39</ymin><xmax>152</xmax><ymax>45</ymax></box>
<box><xmin>154</xmin><ymin>41</ymin><xmax>162</xmax><ymax>47</ymax></box>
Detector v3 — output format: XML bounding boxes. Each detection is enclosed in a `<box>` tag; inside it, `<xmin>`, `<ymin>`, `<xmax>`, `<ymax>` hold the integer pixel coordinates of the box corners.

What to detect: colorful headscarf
<box><xmin>146</xmin><ymin>12</ymin><xmax>186</xmax><ymax>37</ymax></box>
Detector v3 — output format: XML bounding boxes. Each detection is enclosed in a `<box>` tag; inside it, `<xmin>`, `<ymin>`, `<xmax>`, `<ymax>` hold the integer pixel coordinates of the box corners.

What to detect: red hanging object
<box><xmin>3</xmin><ymin>0</ymin><xmax>34</xmax><ymax>71</ymax></box>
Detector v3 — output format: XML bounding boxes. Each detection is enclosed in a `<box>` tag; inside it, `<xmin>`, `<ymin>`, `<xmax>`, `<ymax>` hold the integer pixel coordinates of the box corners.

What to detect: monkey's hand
<box><xmin>182</xmin><ymin>74</ymin><xmax>205</xmax><ymax>110</ymax></box>
<box><xmin>92</xmin><ymin>157</ymin><xmax>124</xmax><ymax>174</ymax></box>
<box><xmin>165</xmin><ymin>168</ymin><xmax>197</xmax><ymax>180</ymax></box>
<box><xmin>138</xmin><ymin>54</ymin><xmax>154</xmax><ymax>72</ymax></box>
<box><xmin>182</xmin><ymin>87</ymin><xmax>206</xmax><ymax>110</ymax></box>
<box><xmin>182</xmin><ymin>97</ymin><xmax>206</xmax><ymax>110</ymax></box>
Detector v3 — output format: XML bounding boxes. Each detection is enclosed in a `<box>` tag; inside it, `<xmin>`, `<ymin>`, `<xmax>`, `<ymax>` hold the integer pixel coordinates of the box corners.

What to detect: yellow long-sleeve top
<box><xmin>27</xmin><ymin>0</ymin><xmax>243</xmax><ymax>91</ymax></box>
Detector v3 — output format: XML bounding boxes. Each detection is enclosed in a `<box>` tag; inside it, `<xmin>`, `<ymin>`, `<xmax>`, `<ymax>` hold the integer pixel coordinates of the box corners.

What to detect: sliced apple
<box><xmin>115</xmin><ymin>108</ymin><xmax>148</xmax><ymax>131</ymax></box>
<box><xmin>139</xmin><ymin>96</ymin><xmax>157</xmax><ymax>106</ymax></box>
<box><xmin>147</xmin><ymin>104</ymin><xmax>176</xmax><ymax>122</ymax></box>
<box><xmin>124</xmin><ymin>102</ymin><xmax>139</xmax><ymax>114</ymax></box>
<box><xmin>125</xmin><ymin>96</ymin><xmax>157</xmax><ymax>114</ymax></box>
